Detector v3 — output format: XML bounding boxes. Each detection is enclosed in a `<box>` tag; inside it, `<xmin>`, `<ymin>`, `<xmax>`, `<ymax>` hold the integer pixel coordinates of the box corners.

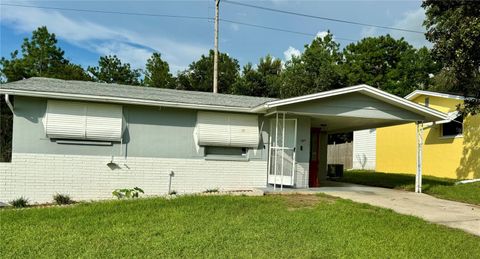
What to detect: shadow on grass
<box><xmin>332</xmin><ymin>170</ymin><xmax>455</xmax><ymax>192</ymax></box>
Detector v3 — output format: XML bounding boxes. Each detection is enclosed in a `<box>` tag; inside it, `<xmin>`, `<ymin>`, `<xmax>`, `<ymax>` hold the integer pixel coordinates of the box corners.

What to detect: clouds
<box><xmin>390</xmin><ymin>8</ymin><xmax>431</xmax><ymax>48</ymax></box>
<box><xmin>283</xmin><ymin>46</ymin><xmax>300</xmax><ymax>61</ymax></box>
<box><xmin>0</xmin><ymin>2</ymin><xmax>208</xmax><ymax>72</ymax></box>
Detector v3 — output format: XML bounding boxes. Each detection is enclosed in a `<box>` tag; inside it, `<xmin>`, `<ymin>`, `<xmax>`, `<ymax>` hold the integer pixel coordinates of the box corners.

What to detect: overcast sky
<box><xmin>0</xmin><ymin>0</ymin><xmax>430</xmax><ymax>73</ymax></box>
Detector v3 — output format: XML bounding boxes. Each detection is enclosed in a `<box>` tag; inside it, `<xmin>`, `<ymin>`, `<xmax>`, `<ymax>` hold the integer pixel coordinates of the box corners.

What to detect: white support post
<box><xmin>274</xmin><ymin>112</ymin><xmax>279</xmax><ymax>191</ymax></box>
<box><xmin>415</xmin><ymin>122</ymin><xmax>423</xmax><ymax>193</ymax></box>
<box><xmin>280</xmin><ymin>112</ymin><xmax>286</xmax><ymax>191</ymax></box>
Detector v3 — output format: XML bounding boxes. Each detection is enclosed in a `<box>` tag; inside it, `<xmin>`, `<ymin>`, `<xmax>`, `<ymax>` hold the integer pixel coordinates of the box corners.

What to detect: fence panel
<box><xmin>327</xmin><ymin>142</ymin><xmax>353</xmax><ymax>169</ymax></box>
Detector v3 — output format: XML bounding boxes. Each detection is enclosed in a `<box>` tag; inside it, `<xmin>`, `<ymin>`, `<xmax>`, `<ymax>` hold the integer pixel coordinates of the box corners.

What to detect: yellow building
<box><xmin>376</xmin><ymin>90</ymin><xmax>479</xmax><ymax>179</ymax></box>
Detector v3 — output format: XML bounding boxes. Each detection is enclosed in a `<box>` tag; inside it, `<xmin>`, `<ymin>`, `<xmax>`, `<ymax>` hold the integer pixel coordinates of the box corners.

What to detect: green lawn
<box><xmin>1</xmin><ymin>195</ymin><xmax>479</xmax><ymax>258</ymax></box>
<box><xmin>334</xmin><ymin>170</ymin><xmax>480</xmax><ymax>205</ymax></box>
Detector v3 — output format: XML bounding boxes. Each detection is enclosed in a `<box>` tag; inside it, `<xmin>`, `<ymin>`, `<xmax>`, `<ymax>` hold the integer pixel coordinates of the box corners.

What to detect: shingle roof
<box><xmin>0</xmin><ymin>77</ymin><xmax>276</xmax><ymax>109</ymax></box>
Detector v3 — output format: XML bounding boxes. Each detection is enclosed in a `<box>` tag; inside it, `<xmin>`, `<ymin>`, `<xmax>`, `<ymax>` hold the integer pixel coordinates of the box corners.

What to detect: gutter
<box><xmin>4</xmin><ymin>94</ymin><xmax>14</xmax><ymax>113</ymax></box>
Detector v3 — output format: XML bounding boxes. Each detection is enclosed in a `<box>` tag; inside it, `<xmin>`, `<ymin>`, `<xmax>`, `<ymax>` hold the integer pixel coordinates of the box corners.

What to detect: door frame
<box><xmin>309</xmin><ymin>128</ymin><xmax>322</xmax><ymax>187</ymax></box>
<box><xmin>267</xmin><ymin>117</ymin><xmax>297</xmax><ymax>187</ymax></box>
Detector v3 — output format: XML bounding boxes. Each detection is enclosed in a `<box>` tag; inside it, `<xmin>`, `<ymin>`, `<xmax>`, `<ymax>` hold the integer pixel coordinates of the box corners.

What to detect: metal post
<box><xmin>415</xmin><ymin>122</ymin><xmax>423</xmax><ymax>193</ymax></box>
<box><xmin>280</xmin><ymin>112</ymin><xmax>285</xmax><ymax>191</ymax></box>
<box><xmin>274</xmin><ymin>112</ymin><xmax>279</xmax><ymax>190</ymax></box>
<box><xmin>213</xmin><ymin>0</ymin><xmax>220</xmax><ymax>93</ymax></box>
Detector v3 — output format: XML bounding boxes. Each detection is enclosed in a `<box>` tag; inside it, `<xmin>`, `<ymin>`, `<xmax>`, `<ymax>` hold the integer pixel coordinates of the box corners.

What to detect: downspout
<box><xmin>415</xmin><ymin>121</ymin><xmax>423</xmax><ymax>193</ymax></box>
<box><xmin>4</xmin><ymin>94</ymin><xmax>14</xmax><ymax>113</ymax></box>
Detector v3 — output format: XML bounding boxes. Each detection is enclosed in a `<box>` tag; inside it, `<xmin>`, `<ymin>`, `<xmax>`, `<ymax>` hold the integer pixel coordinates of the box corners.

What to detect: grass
<box><xmin>1</xmin><ymin>195</ymin><xmax>479</xmax><ymax>258</ymax></box>
<box><xmin>334</xmin><ymin>170</ymin><xmax>480</xmax><ymax>205</ymax></box>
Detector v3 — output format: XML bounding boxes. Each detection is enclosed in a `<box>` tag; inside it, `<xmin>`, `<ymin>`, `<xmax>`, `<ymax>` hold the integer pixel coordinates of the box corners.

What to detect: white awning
<box><xmin>196</xmin><ymin>111</ymin><xmax>259</xmax><ymax>148</ymax></box>
<box><xmin>45</xmin><ymin>100</ymin><xmax>123</xmax><ymax>141</ymax></box>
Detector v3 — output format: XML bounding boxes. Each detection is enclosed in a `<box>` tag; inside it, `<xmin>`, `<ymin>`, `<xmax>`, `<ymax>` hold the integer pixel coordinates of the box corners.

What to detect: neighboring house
<box><xmin>353</xmin><ymin>90</ymin><xmax>479</xmax><ymax>179</ymax></box>
<box><xmin>352</xmin><ymin>129</ymin><xmax>376</xmax><ymax>170</ymax></box>
<box><xmin>0</xmin><ymin>78</ymin><xmax>446</xmax><ymax>202</ymax></box>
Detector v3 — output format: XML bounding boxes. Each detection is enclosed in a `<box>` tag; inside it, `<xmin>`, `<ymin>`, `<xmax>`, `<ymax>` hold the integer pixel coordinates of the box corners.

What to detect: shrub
<box><xmin>53</xmin><ymin>193</ymin><xmax>73</xmax><ymax>205</ymax></box>
<box><xmin>112</xmin><ymin>187</ymin><xmax>144</xmax><ymax>199</ymax></box>
<box><xmin>10</xmin><ymin>197</ymin><xmax>29</xmax><ymax>208</ymax></box>
<box><xmin>204</xmin><ymin>188</ymin><xmax>219</xmax><ymax>193</ymax></box>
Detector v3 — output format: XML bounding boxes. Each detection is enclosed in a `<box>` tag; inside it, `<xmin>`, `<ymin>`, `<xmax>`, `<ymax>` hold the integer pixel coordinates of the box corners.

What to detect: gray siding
<box><xmin>277</xmin><ymin>93</ymin><xmax>425</xmax><ymax>121</ymax></box>
<box><xmin>12</xmin><ymin>96</ymin><xmax>268</xmax><ymax>161</ymax></box>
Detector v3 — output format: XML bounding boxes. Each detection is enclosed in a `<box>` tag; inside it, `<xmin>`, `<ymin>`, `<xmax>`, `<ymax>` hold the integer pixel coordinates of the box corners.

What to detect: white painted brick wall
<box><xmin>0</xmin><ymin>153</ymin><xmax>267</xmax><ymax>203</ymax></box>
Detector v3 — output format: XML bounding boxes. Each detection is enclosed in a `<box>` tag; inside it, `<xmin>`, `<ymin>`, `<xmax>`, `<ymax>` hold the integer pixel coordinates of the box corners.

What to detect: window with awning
<box><xmin>196</xmin><ymin>111</ymin><xmax>259</xmax><ymax>148</ymax></box>
<box><xmin>45</xmin><ymin>100</ymin><xmax>123</xmax><ymax>141</ymax></box>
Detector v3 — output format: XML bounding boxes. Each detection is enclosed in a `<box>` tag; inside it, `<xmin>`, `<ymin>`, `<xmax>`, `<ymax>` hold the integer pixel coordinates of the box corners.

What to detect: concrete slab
<box><xmin>262</xmin><ymin>182</ymin><xmax>480</xmax><ymax>236</ymax></box>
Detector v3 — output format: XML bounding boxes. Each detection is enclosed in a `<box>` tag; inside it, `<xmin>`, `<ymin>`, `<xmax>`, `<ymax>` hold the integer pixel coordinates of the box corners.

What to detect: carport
<box><xmin>253</xmin><ymin>84</ymin><xmax>447</xmax><ymax>192</ymax></box>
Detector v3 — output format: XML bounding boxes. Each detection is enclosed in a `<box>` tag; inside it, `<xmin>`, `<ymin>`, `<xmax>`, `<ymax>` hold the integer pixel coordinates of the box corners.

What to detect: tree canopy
<box><xmin>177</xmin><ymin>50</ymin><xmax>240</xmax><ymax>93</ymax></box>
<box><xmin>341</xmin><ymin>35</ymin><xmax>439</xmax><ymax>96</ymax></box>
<box><xmin>231</xmin><ymin>55</ymin><xmax>282</xmax><ymax>97</ymax></box>
<box><xmin>423</xmin><ymin>0</ymin><xmax>480</xmax><ymax>114</ymax></box>
<box><xmin>87</xmin><ymin>55</ymin><xmax>141</xmax><ymax>85</ymax></box>
<box><xmin>144</xmin><ymin>52</ymin><xmax>175</xmax><ymax>88</ymax></box>
<box><xmin>0</xmin><ymin>26</ymin><xmax>91</xmax><ymax>82</ymax></box>
<box><xmin>281</xmin><ymin>32</ymin><xmax>345</xmax><ymax>98</ymax></box>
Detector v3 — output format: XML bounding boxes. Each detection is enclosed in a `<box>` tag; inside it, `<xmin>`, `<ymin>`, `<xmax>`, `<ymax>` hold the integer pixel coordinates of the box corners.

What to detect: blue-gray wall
<box><xmin>12</xmin><ymin>96</ymin><xmax>268</xmax><ymax>161</ymax></box>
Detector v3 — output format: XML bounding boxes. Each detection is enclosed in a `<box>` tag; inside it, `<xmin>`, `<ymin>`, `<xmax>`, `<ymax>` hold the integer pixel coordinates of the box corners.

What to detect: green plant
<box><xmin>10</xmin><ymin>197</ymin><xmax>29</xmax><ymax>208</ymax></box>
<box><xmin>53</xmin><ymin>193</ymin><xmax>73</xmax><ymax>205</ymax></box>
<box><xmin>204</xmin><ymin>188</ymin><xmax>219</xmax><ymax>193</ymax></box>
<box><xmin>112</xmin><ymin>187</ymin><xmax>144</xmax><ymax>199</ymax></box>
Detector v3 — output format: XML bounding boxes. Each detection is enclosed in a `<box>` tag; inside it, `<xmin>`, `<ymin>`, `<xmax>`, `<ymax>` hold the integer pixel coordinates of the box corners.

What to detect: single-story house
<box><xmin>0</xmin><ymin>78</ymin><xmax>447</xmax><ymax>202</ymax></box>
<box><xmin>352</xmin><ymin>90</ymin><xmax>479</xmax><ymax>179</ymax></box>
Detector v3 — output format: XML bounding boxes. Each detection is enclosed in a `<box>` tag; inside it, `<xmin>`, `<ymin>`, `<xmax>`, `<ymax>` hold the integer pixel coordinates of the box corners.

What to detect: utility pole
<box><xmin>213</xmin><ymin>0</ymin><xmax>220</xmax><ymax>93</ymax></box>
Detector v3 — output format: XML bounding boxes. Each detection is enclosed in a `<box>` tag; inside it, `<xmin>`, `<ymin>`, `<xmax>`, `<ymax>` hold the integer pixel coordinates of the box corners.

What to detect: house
<box><xmin>352</xmin><ymin>90</ymin><xmax>479</xmax><ymax>179</ymax></box>
<box><xmin>0</xmin><ymin>78</ymin><xmax>446</xmax><ymax>203</ymax></box>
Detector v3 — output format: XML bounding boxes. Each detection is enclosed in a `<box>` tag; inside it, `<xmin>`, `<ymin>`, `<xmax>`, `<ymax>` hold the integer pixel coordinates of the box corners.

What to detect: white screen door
<box><xmin>268</xmin><ymin>117</ymin><xmax>297</xmax><ymax>186</ymax></box>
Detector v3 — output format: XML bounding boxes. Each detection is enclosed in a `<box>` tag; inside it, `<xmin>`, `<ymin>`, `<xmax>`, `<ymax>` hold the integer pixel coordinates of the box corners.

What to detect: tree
<box><xmin>144</xmin><ymin>52</ymin><xmax>175</xmax><ymax>88</ymax></box>
<box><xmin>88</xmin><ymin>55</ymin><xmax>141</xmax><ymax>85</ymax></box>
<box><xmin>0</xmin><ymin>26</ymin><xmax>91</xmax><ymax>82</ymax></box>
<box><xmin>177</xmin><ymin>50</ymin><xmax>239</xmax><ymax>93</ymax></box>
<box><xmin>231</xmin><ymin>55</ymin><xmax>282</xmax><ymax>97</ymax></box>
<box><xmin>341</xmin><ymin>35</ymin><xmax>439</xmax><ymax>96</ymax></box>
<box><xmin>281</xmin><ymin>32</ymin><xmax>345</xmax><ymax>98</ymax></box>
<box><xmin>423</xmin><ymin>0</ymin><xmax>480</xmax><ymax>114</ymax></box>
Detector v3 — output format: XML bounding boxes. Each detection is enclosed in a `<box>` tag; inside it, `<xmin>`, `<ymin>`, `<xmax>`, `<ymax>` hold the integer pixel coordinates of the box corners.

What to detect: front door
<box><xmin>309</xmin><ymin>128</ymin><xmax>321</xmax><ymax>187</ymax></box>
<box><xmin>268</xmin><ymin>118</ymin><xmax>297</xmax><ymax>186</ymax></box>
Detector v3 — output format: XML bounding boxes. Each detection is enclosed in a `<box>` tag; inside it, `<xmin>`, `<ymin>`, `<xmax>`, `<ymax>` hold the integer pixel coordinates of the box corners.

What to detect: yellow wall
<box><xmin>376</xmin><ymin>95</ymin><xmax>480</xmax><ymax>179</ymax></box>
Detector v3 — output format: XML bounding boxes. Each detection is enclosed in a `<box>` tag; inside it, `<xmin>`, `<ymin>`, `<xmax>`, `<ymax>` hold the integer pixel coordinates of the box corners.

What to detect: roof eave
<box><xmin>255</xmin><ymin>84</ymin><xmax>448</xmax><ymax>121</ymax></box>
<box><xmin>0</xmin><ymin>89</ymin><xmax>262</xmax><ymax>113</ymax></box>
<box><xmin>405</xmin><ymin>90</ymin><xmax>466</xmax><ymax>101</ymax></box>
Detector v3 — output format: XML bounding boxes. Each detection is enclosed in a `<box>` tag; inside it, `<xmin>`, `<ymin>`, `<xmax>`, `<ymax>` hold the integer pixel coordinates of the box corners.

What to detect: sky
<box><xmin>0</xmin><ymin>0</ymin><xmax>431</xmax><ymax>74</ymax></box>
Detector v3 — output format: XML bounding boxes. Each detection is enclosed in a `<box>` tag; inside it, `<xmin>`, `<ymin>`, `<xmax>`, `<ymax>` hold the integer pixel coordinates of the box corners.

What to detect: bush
<box><xmin>53</xmin><ymin>193</ymin><xmax>73</xmax><ymax>205</ymax></box>
<box><xmin>10</xmin><ymin>197</ymin><xmax>29</xmax><ymax>208</ymax></box>
<box><xmin>204</xmin><ymin>188</ymin><xmax>219</xmax><ymax>193</ymax></box>
<box><xmin>112</xmin><ymin>187</ymin><xmax>144</xmax><ymax>199</ymax></box>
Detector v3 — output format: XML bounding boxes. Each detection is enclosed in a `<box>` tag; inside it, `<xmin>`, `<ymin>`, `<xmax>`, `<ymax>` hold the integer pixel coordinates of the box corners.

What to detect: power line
<box><xmin>222</xmin><ymin>0</ymin><xmax>425</xmax><ymax>34</ymax></box>
<box><xmin>0</xmin><ymin>3</ymin><xmax>357</xmax><ymax>42</ymax></box>
<box><xmin>0</xmin><ymin>3</ymin><xmax>212</xmax><ymax>21</ymax></box>
<box><xmin>221</xmin><ymin>19</ymin><xmax>356</xmax><ymax>42</ymax></box>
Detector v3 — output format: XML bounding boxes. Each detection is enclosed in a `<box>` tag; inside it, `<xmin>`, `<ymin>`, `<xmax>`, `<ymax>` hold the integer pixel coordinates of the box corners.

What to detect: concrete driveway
<box><xmin>264</xmin><ymin>181</ymin><xmax>480</xmax><ymax>236</ymax></box>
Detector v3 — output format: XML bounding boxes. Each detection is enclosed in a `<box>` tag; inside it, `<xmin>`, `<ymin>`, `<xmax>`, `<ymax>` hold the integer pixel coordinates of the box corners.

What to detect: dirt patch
<box><xmin>279</xmin><ymin>194</ymin><xmax>338</xmax><ymax>211</ymax></box>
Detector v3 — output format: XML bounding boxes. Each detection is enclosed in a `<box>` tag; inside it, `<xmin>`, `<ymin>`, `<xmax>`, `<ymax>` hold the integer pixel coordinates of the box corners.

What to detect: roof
<box><xmin>0</xmin><ymin>78</ymin><xmax>447</xmax><ymax>121</ymax></box>
<box><xmin>0</xmin><ymin>77</ymin><xmax>276</xmax><ymax>113</ymax></box>
<box><xmin>253</xmin><ymin>84</ymin><xmax>448</xmax><ymax>121</ymax></box>
<box><xmin>404</xmin><ymin>90</ymin><xmax>466</xmax><ymax>101</ymax></box>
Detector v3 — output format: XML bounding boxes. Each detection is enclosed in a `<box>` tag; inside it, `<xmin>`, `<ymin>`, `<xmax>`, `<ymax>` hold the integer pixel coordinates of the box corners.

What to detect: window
<box><xmin>204</xmin><ymin>146</ymin><xmax>248</xmax><ymax>161</ymax></box>
<box><xmin>45</xmin><ymin>100</ymin><xmax>123</xmax><ymax>141</ymax></box>
<box><xmin>441</xmin><ymin>115</ymin><xmax>463</xmax><ymax>137</ymax></box>
<box><xmin>424</xmin><ymin>97</ymin><xmax>430</xmax><ymax>107</ymax></box>
<box><xmin>196</xmin><ymin>111</ymin><xmax>259</xmax><ymax>148</ymax></box>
